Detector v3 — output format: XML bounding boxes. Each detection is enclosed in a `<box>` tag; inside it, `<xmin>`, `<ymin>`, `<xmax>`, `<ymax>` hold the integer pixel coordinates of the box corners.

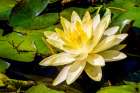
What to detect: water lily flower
<box><xmin>39</xmin><ymin>9</ymin><xmax>128</xmax><ymax>86</ymax></box>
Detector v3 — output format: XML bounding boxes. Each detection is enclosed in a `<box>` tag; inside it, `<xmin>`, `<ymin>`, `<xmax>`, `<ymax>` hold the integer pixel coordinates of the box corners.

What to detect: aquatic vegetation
<box><xmin>40</xmin><ymin>9</ymin><xmax>128</xmax><ymax>85</ymax></box>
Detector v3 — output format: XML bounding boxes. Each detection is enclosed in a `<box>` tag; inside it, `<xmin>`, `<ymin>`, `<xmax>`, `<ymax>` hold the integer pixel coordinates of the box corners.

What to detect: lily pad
<box><xmin>26</xmin><ymin>0</ymin><xmax>49</xmax><ymax>16</ymax></box>
<box><xmin>97</xmin><ymin>85</ymin><xmax>137</xmax><ymax>93</ymax></box>
<box><xmin>60</xmin><ymin>7</ymin><xmax>87</xmax><ymax>21</ymax></box>
<box><xmin>0</xmin><ymin>40</ymin><xmax>35</xmax><ymax>62</ymax></box>
<box><xmin>0</xmin><ymin>27</ymin><xmax>52</xmax><ymax>62</ymax></box>
<box><xmin>107</xmin><ymin>0</ymin><xmax>140</xmax><ymax>28</ymax></box>
<box><xmin>26</xmin><ymin>83</ymin><xmax>64</xmax><ymax>93</ymax></box>
<box><xmin>10</xmin><ymin>0</ymin><xmax>59</xmax><ymax>29</ymax></box>
<box><xmin>14</xmin><ymin>28</ymin><xmax>51</xmax><ymax>55</ymax></box>
<box><xmin>0</xmin><ymin>0</ymin><xmax>16</xmax><ymax>20</ymax></box>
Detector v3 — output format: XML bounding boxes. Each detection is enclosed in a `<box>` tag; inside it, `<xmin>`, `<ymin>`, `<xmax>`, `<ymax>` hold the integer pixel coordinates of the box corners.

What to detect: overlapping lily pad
<box><xmin>0</xmin><ymin>28</ymin><xmax>52</xmax><ymax>62</ymax></box>
<box><xmin>0</xmin><ymin>0</ymin><xmax>16</xmax><ymax>20</ymax></box>
<box><xmin>107</xmin><ymin>0</ymin><xmax>140</xmax><ymax>28</ymax></box>
<box><xmin>10</xmin><ymin>0</ymin><xmax>59</xmax><ymax>29</ymax></box>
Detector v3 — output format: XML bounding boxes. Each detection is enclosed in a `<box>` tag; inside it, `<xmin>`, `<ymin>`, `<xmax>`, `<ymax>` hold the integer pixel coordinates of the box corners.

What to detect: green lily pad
<box><xmin>10</xmin><ymin>0</ymin><xmax>59</xmax><ymax>29</ymax></box>
<box><xmin>107</xmin><ymin>0</ymin><xmax>140</xmax><ymax>28</ymax></box>
<box><xmin>97</xmin><ymin>85</ymin><xmax>136</xmax><ymax>93</ymax></box>
<box><xmin>0</xmin><ymin>40</ymin><xmax>35</xmax><ymax>62</ymax></box>
<box><xmin>60</xmin><ymin>6</ymin><xmax>101</xmax><ymax>23</ymax></box>
<box><xmin>26</xmin><ymin>83</ymin><xmax>64</xmax><ymax>93</ymax></box>
<box><xmin>14</xmin><ymin>28</ymin><xmax>51</xmax><ymax>55</ymax></box>
<box><xmin>0</xmin><ymin>27</ymin><xmax>51</xmax><ymax>62</ymax></box>
<box><xmin>26</xmin><ymin>0</ymin><xmax>49</xmax><ymax>16</ymax></box>
<box><xmin>27</xmin><ymin>13</ymin><xmax>59</xmax><ymax>29</ymax></box>
<box><xmin>60</xmin><ymin>7</ymin><xmax>87</xmax><ymax>20</ymax></box>
<box><xmin>0</xmin><ymin>0</ymin><xmax>16</xmax><ymax>20</ymax></box>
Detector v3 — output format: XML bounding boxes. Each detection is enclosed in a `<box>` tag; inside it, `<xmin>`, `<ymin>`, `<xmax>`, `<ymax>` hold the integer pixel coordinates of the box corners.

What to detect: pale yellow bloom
<box><xmin>39</xmin><ymin>9</ymin><xmax>127</xmax><ymax>85</ymax></box>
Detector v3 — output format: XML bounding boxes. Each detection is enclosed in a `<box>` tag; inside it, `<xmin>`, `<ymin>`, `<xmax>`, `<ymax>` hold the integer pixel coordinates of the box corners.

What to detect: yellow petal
<box><xmin>55</xmin><ymin>28</ymin><xmax>68</xmax><ymax>43</ymax></box>
<box><xmin>104</xmin><ymin>26</ymin><xmax>119</xmax><ymax>36</ymax></box>
<box><xmin>120</xmin><ymin>19</ymin><xmax>132</xmax><ymax>33</ymax></box>
<box><xmin>82</xmin><ymin>11</ymin><xmax>92</xmax><ymax>38</ymax></box>
<box><xmin>92</xmin><ymin>14</ymin><xmax>100</xmax><ymax>30</ymax></box>
<box><xmin>60</xmin><ymin>17</ymin><xmax>71</xmax><ymax>32</ymax></box>
<box><xmin>53</xmin><ymin>65</ymin><xmax>71</xmax><ymax>86</ymax></box>
<box><xmin>66</xmin><ymin>60</ymin><xmax>86</xmax><ymax>85</ymax></box>
<box><xmin>39</xmin><ymin>52</ymin><xmax>75</xmax><ymax>66</ymax></box>
<box><xmin>75</xmin><ymin>21</ymin><xmax>88</xmax><ymax>44</ymax></box>
<box><xmin>85</xmin><ymin>64</ymin><xmax>102</xmax><ymax>81</ymax></box>
<box><xmin>110</xmin><ymin>44</ymin><xmax>127</xmax><ymax>50</ymax></box>
<box><xmin>92</xmin><ymin>10</ymin><xmax>111</xmax><ymax>47</ymax></box>
<box><xmin>103</xmin><ymin>8</ymin><xmax>111</xmax><ymax>19</ymax></box>
<box><xmin>82</xmin><ymin>11</ymin><xmax>91</xmax><ymax>23</ymax></box>
<box><xmin>87</xmin><ymin>54</ymin><xmax>105</xmax><ymax>66</ymax></box>
<box><xmin>44</xmin><ymin>31</ymin><xmax>64</xmax><ymax>49</ymax></box>
<box><xmin>55</xmin><ymin>28</ymin><xmax>64</xmax><ymax>36</ymax></box>
<box><xmin>71</xmin><ymin>11</ymin><xmax>81</xmax><ymax>24</ymax></box>
<box><xmin>44</xmin><ymin>31</ymin><xmax>55</xmax><ymax>38</ymax></box>
<box><xmin>92</xmin><ymin>34</ymin><xmax>128</xmax><ymax>53</ymax></box>
<box><xmin>99</xmin><ymin>50</ymin><xmax>127</xmax><ymax>62</ymax></box>
<box><xmin>83</xmin><ymin>24</ymin><xmax>93</xmax><ymax>39</ymax></box>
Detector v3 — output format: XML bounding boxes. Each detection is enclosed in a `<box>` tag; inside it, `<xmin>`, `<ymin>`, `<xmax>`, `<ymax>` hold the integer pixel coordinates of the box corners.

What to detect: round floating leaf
<box><xmin>97</xmin><ymin>85</ymin><xmax>136</xmax><ymax>93</ymax></box>
<box><xmin>10</xmin><ymin>0</ymin><xmax>59</xmax><ymax>29</ymax></box>
<box><xmin>26</xmin><ymin>0</ymin><xmax>49</xmax><ymax>16</ymax></box>
<box><xmin>0</xmin><ymin>0</ymin><xmax>16</xmax><ymax>20</ymax></box>
<box><xmin>60</xmin><ymin>7</ymin><xmax>87</xmax><ymax>21</ymax></box>
<box><xmin>0</xmin><ymin>40</ymin><xmax>35</xmax><ymax>62</ymax></box>
<box><xmin>107</xmin><ymin>0</ymin><xmax>140</xmax><ymax>28</ymax></box>
<box><xmin>26</xmin><ymin>83</ymin><xmax>64</xmax><ymax>93</ymax></box>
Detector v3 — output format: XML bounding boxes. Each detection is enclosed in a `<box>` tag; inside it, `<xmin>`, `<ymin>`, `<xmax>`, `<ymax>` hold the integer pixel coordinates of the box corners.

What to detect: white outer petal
<box><xmin>92</xmin><ymin>12</ymin><xmax>111</xmax><ymax>48</ymax></box>
<box><xmin>85</xmin><ymin>64</ymin><xmax>102</xmax><ymax>81</ymax></box>
<box><xmin>66</xmin><ymin>60</ymin><xmax>86</xmax><ymax>85</ymax></box>
<box><xmin>71</xmin><ymin>11</ymin><xmax>81</xmax><ymax>24</ymax></box>
<box><xmin>87</xmin><ymin>54</ymin><xmax>105</xmax><ymax>66</ymax></box>
<box><xmin>44</xmin><ymin>31</ymin><xmax>64</xmax><ymax>49</ymax></box>
<box><xmin>104</xmin><ymin>26</ymin><xmax>119</xmax><ymax>36</ymax></box>
<box><xmin>60</xmin><ymin>17</ymin><xmax>71</xmax><ymax>32</ymax></box>
<box><xmin>110</xmin><ymin>44</ymin><xmax>127</xmax><ymax>51</ymax></box>
<box><xmin>39</xmin><ymin>52</ymin><xmax>75</xmax><ymax>66</ymax></box>
<box><xmin>99</xmin><ymin>50</ymin><xmax>127</xmax><ymax>62</ymax></box>
<box><xmin>93</xmin><ymin>14</ymin><xmax>100</xmax><ymax>30</ymax></box>
<box><xmin>53</xmin><ymin>65</ymin><xmax>71</xmax><ymax>86</ymax></box>
<box><xmin>92</xmin><ymin>34</ymin><xmax>128</xmax><ymax>53</ymax></box>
